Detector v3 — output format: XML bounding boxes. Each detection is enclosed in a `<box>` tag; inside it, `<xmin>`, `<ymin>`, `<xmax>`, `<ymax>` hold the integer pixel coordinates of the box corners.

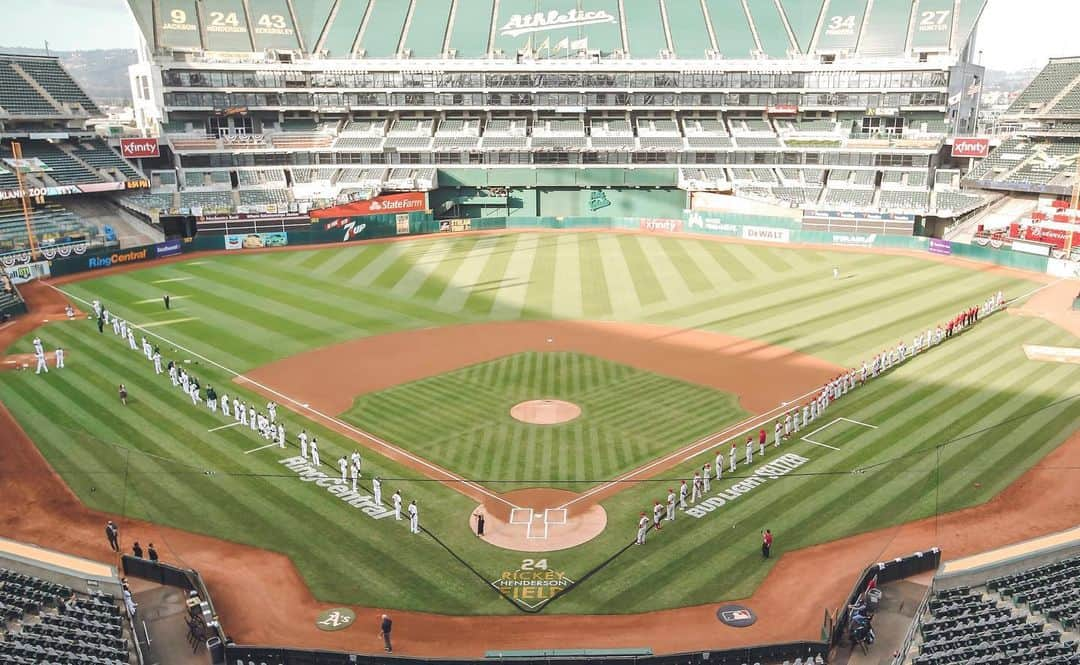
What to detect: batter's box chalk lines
<box><xmin>48</xmin><ymin>283</ymin><xmax>522</xmax><ymax>513</ymax></box>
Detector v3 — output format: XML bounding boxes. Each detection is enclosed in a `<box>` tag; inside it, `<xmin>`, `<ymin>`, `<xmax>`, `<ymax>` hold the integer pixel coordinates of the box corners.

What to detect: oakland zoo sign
<box><xmin>500</xmin><ymin>9</ymin><xmax>616</xmax><ymax>37</ymax></box>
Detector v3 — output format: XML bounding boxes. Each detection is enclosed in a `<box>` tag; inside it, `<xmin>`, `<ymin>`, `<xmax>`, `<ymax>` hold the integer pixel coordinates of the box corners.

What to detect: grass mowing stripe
<box><xmin>615</xmin><ymin>234</ymin><xmax>667</xmax><ymax>308</ymax></box>
<box><xmin>654</xmin><ymin>237</ymin><xmax>714</xmax><ymax>295</ymax></box>
<box><xmin>490</xmin><ymin>234</ymin><xmax>542</xmax><ymax>319</ymax></box>
<box><xmin>552</xmin><ymin>234</ymin><xmax>584</xmax><ymax>319</ymax></box>
<box><xmin>523</xmin><ymin>235</ymin><xmax>559</xmax><ymax>319</ymax></box>
<box><xmin>578</xmin><ymin>234</ymin><xmax>614</xmax><ymax>319</ymax></box>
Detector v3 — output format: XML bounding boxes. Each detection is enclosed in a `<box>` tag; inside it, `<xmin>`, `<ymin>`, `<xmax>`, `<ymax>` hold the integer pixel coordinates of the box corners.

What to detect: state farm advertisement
<box><xmin>120</xmin><ymin>137</ymin><xmax>160</xmax><ymax>159</ymax></box>
<box><xmin>951</xmin><ymin>138</ymin><xmax>990</xmax><ymax>159</ymax></box>
<box><xmin>310</xmin><ymin>192</ymin><xmax>428</xmax><ymax>219</ymax></box>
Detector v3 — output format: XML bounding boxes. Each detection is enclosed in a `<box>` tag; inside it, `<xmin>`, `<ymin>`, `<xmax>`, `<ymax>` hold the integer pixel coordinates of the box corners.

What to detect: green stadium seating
<box><xmin>4</xmin><ymin>56</ymin><xmax>100</xmax><ymax>115</ymax></box>
<box><xmin>1006</xmin><ymin>59</ymin><xmax>1080</xmax><ymax>115</ymax></box>
<box><xmin>0</xmin><ymin>201</ymin><xmax>98</xmax><ymax>252</ymax></box>
<box><xmin>0</xmin><ymin>62</ymin><xmax>56</xmax><ymax>115</ymax></box>
<box><xmin>16</xmin><ymin>141</ymin><xmax>101</xmax><ymax>185</ymax></box>
<box><xmin>73</xmin><ymin>139</ymin><xmax>140</xmax><ymax>180</ymax></box>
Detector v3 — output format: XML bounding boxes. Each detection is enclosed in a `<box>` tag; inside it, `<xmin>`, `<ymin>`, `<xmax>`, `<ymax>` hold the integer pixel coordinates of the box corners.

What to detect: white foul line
<box><xmin>244</xmin><ymin>441</ymin><xmax>280</xmax><ymax>455</ymax></box>
<box><xmin>1007</xmin><ymin>278</ymin><xmax>1064</xmax><ymax>306</ymax></box>
<box><xmin>46</xmin><ymin>283</ymin><xmax>520</xmax><ymax>511</ymax></box>
<box><xmin>208</xmin><ymin>421</ymin><xmax>241</xmax><ymax>433</ymax></box>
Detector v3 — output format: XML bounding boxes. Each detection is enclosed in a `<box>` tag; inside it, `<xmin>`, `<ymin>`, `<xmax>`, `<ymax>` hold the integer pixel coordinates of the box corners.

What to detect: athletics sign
<box><xmin>500</xmin><ymin>9</ymin><xmax>616</xmax><ymax>37</ymax></box>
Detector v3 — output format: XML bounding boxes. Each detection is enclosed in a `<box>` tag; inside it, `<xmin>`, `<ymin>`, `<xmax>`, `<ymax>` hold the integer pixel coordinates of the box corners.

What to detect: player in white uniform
<box><xmin>690</xmin><ymin>472</ymin><xmax>702</xmax><ymax>503</ymax></box>
<box><xmin>745</xmin><ymin>437</ymin><xmax>754</xmax><ymax>465</ymax></box>
<box><xmin>349</xmin><ymin>455</ymin><xmax>359</xmax><ymax>491</ymax></box>
<box><xmin>34</xmin><ymin>349</ymin><xmax>48</xmax><ymax>374</ymax></box>
<box><xmin>774</xmin><ymin>421</ymin><xmax>782</xmax><ymax>447</ymax></box>
<box><xmin>392</xmin><ymin>490</ymin><xmax>402</xmax><ymax>520</ymax></box>
<box><xmin>702</xmin><ymin>463</ymin><xmax>711</xmax><ymax>493</ymax></box>
<box><xmin>636</xmin><ymin>513</ymin><xmax>648</xmax><ymax>545</ymax></box>
<box><xmin>350</xmin><ymin>451</ymin><xmax>361</xmax><ymax>480</ymax></box>
<box><xmin>666</xmin><ymin>489</ymin><xmax>676</xmax><ymax>521</ymax></box>
<box><xmin>277</xmin><ymin>423</ymin><xmax>285</xmax><ymax>448</ymax></box>
<box><xmin>298</xmin><ymin>430</ymin><xmax>308</xmax><ymax>460</ymax></box>
<box><xmin>338</xmin><ymin>457</ymin><xmax>348</xmax><ymax>484</ymax></box>
<box><xmin>249</xmin><ymin>405</ymin><xmax>258</xmax><ymax>432</ymax></box>
<box><xmin>54</xmin><ymin>347</ymin><xmax>64</xmax><ymax>369</ymax></box>
<box><xmin>310</xmin><ymin>437</ymin><xmax>320</xmax><ymax>467</ymax></box>
<box><xmin>729</xmin><ymin>442</ymin><xmax>737</xmax><ymax>473</ymax></box>
<box><xmin>652</xmin><ymin>501</ymin><xmax>664</xmax><ymax>531</ymax></box>
<box><xmin>372</xmin><ymin>477</ymin><xmax>382</xmax><ymax>505</ymax></box>
<box><xmin>238</xmin><ymin>401</ymin><xmax>247</xmax><ymax>426</ymax></box>
<box><xmin>267</xmin><ymin>401</ymin><xmax>277</xmax><ymax>423</ymax></box>
<box><xmin>127</xmin><ymin>330</ymin><xmax>137</xmax><ymax>351</ymax></box>
<box><xmin>152</xmin><ymin>351</ymin><xmax>162</xmax><ymax>375</ymax></box>
<box><xmin>408</xmin><ymin>501</ymin><xmax>420</xmax><ymax>534</ymax></box>
<box><xmin>714</xmin><ymin>448</ymin><xmax>724</xmax><ymax>481</ymax></box>
<box><xmin>220</xmin><ymin>392</ymin><xmax>230</xmax><ymax>417</ymax></box>
<box><xmin>678</xmin><ymin>480</ymin><xmax>688</xmax><ymax>510</ymax></box>
<box><xmin>784</xmin><ymin>413</ymin><xmax>792</xmax><ymax>438</ymax></box>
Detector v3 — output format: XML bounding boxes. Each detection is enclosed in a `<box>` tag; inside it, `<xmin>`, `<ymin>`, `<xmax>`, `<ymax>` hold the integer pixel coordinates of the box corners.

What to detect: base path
<box><xmin>242</xmin><ymin>319</ymin><xmax>842</xmax><ymax>416</ymax></box>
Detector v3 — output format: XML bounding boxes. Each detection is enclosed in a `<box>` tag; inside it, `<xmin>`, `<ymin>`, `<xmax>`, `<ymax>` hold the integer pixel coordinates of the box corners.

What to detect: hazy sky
<box><xmin>2</xmin><ymin>0</ymin><xmax>1076</xmax><ymax>72</ymax></box>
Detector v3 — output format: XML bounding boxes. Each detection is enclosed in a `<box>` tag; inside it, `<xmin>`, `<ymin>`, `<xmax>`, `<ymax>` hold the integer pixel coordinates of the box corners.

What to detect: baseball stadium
<box><xmin>0</xmin><ymin>1</ymin><xmax>1078</xmax><ymax>664</ymax></box>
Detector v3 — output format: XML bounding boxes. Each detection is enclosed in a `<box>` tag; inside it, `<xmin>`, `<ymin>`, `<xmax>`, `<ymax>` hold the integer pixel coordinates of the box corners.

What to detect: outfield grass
<box><xmin>344</xmin><ymin>351</ymin><xmax>747</xmax><ymax>492</ymax></box>
<box><xmin>2</xmin><ymin>232</ymin><xmax>1076</xmax><ymax>615</ymax></box>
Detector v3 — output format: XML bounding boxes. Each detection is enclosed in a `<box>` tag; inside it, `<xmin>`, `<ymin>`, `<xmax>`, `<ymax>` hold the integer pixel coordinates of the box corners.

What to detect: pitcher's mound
<box><xmin>510</xmin><ymin>400</ymin><xmax>581</xmax><ymax>424</ymax></box>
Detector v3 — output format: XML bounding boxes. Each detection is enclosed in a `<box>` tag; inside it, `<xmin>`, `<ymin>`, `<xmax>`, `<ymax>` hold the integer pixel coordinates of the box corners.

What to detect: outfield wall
<box><xmin>33</xmin><ymin>213</ymin><xmax>1062</xmax><ymax>281</ymax></box>
<box><xmin>181</xmin><ymin>214</ymin><xmax>1053</xmax><ymax>275</ymax></box>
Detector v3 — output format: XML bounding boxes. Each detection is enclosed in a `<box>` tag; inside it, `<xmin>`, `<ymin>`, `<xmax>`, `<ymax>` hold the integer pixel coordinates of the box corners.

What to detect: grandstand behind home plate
<box><xmin>124</xmin><ymin>0</ymin><xmax>991</xmax><ymax>232</ymax></box>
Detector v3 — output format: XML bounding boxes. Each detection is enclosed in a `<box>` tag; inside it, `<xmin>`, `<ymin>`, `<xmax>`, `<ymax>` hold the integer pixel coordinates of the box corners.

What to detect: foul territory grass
<box><xmin>1</xmin><ymin>232</ymin><xmax>1077</xmax><ymax>615</ymax></box>
<box><xmin>344</xmin><ymin>352</ymin><xmax>747</xmax><ymax>492</ymax></box>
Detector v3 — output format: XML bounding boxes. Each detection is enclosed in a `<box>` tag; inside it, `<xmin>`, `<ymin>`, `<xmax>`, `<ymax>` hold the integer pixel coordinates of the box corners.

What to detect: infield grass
<box><xmin>2</xmin><ymin>232</ymin><xmax>1077</xmax><ymax>615</ymax></box>
<box><xmin>344</xmin><ymin>351</ymin><xmax>747</xmax><ymax>492</ymax></box>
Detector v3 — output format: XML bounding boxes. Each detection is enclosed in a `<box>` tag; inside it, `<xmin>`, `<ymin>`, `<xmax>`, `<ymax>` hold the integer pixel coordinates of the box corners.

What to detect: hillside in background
<box><xmin>0</xmin><ymin>47</ymin><xmax>136</xmax><ymax>106</ymax></box>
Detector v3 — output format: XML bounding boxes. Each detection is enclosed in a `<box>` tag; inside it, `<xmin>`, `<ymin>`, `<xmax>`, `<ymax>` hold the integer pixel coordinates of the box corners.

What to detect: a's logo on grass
<box><xmin>716</xmin><ymin>604</ymin><xmax>757</xmax><ymax>628</ymax></box>
<box><xmin>315</xmin><ymin>607</ymin><xmax>355</xmax><ymax>631</ymax></box>
<box><xmin>491</xmin><ymin>559</ymin><xmax>572</xmax><ymax>610</ymax></box>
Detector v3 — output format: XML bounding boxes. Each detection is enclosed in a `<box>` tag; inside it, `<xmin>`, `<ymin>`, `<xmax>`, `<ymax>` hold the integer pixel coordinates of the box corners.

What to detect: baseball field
<box><xmin>1</xmin><ymin>230</ymin><xmax>1078</xmax><ymax>619</ymax></box>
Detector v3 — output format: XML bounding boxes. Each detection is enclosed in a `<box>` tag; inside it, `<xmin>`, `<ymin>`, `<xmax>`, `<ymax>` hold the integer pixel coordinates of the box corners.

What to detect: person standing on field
<box><xmin>691</xmin><ymin>472</ymin><xmax>702</xmax><ymax>503</ymax></box>
<box><xmin>373</xmin><ymin>476</ymin><xmax>382</xmax><ymax>505</ymax></box>
<box><xmin>392</xmin><ymin>490</ymin><xmax>402</xmax><ymax>520</ymax></box>
<box><xmin>745</xmin><ymin>436</ymin><xmax>754</xmax><ymax>465</ymax></box>
<box><xmin>762</xmin><ymin>529</ymin><xmax>773</xmax><ymax>558</ymax></box>
<box><xmin>636</xmin><ymin>512</ymin><xmax>648</xmax><ymax>545</ymax></box>
<box><xmin>380</xmin><ymin>614</ymin><xmax>393</xmax><ymax>652</ymax></box>
<box><xmin>105</xmin><ymin>521</ymin><xmax>119</xmax><ymax>552</ymax></box>
<box><xmin>119</xmin><ymin>384</ymin><xmax>128</xmax><ymax>406</ymax></box>
<box><xmin>758</xmin><ymin>428</ymin><xmax>767</xmax><ymax>457</ymax></box>
<box><xmin>714</xmin><ymin>448</ymin><xmax>724</xmax><ymax>480</ymax></box>
<box><xmin>310</xmin><ymin>437</ymin><xmax>320</xmax><ymax>468</ymax></box>
<box><xmin>408</xmin><ymin>500</ymin><xmax>419</xmax><ymax>534</ymax></box>
<box><xmin>54</xmin><ymin>347</ymin><xmax>64</xmax><ymax>369</ymax></box>
<box><xmin>163</xmin><ymin>294</ymin><xmax>170</xmax><ymax>310</ymax></box>
<box><xmin>729</xmin><ymin>441</ymin><xmax>737</xmax><ymax>473</ymax></box>
<box><xmin>652</xmin><ymin>500</ymin><xmax>663</xmax><ymax>531</ymax></box>
<box><xmin>702</xmin><ymin>463</ymin><xmax>711</xmax><ymax>492</ymax></box>
<box><xmin>666</xmin><ymin>488</ymin><xmax>676</xmax><ymax>521</ymax></box>
<box><xmin>678</xmin><ymin>479</ymin><xmax>688</xmax><ymax>510</ymax></box>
